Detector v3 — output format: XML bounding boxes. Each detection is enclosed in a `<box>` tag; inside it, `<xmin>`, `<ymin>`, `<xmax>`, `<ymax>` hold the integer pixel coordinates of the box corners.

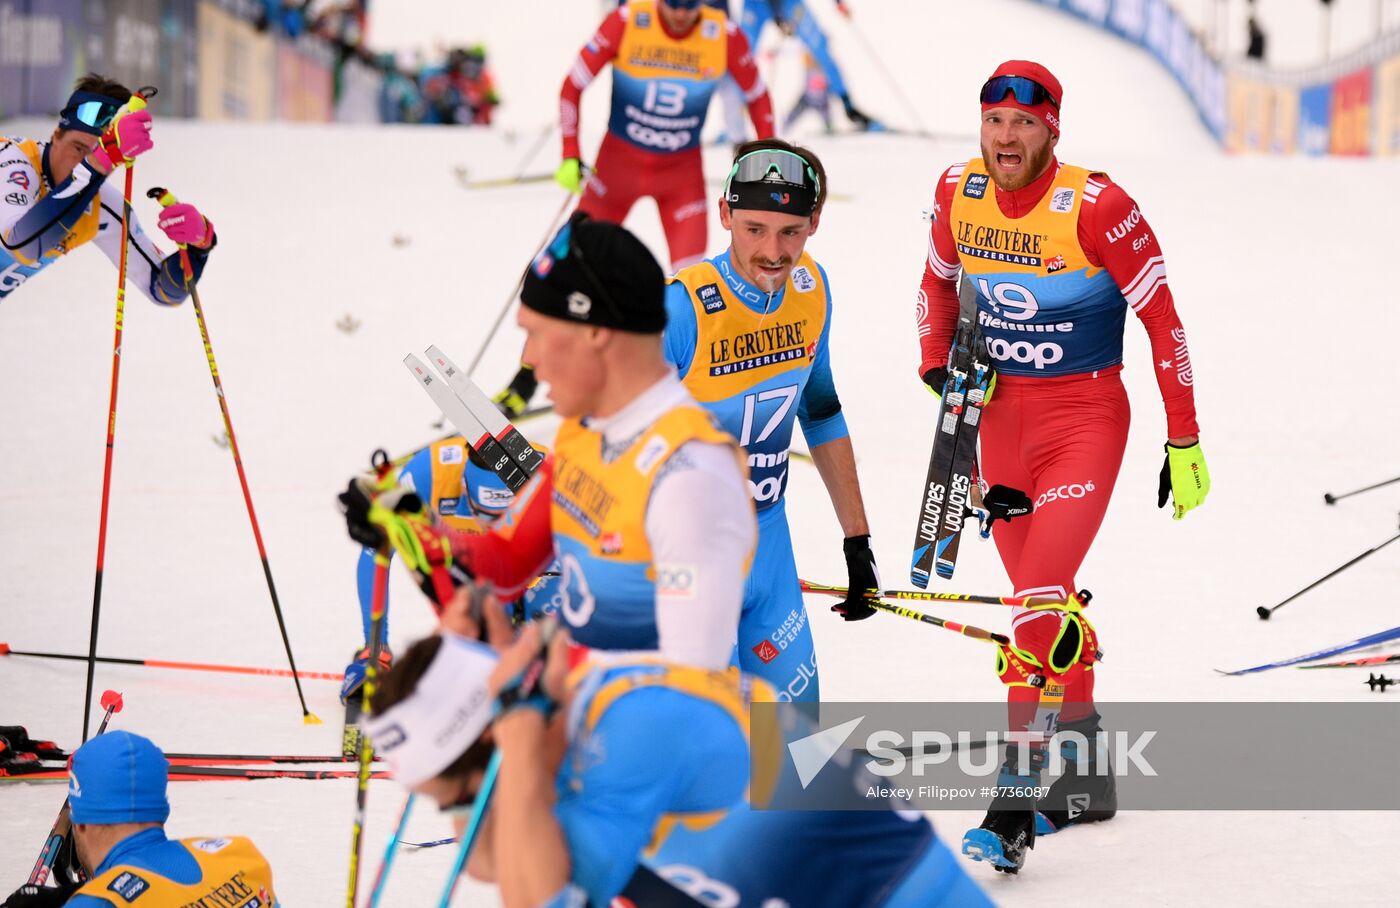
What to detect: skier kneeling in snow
<box><xmin>1</xmin><ymin>731</ymin><xmax>278</xmax><ymax>907</ymax></box>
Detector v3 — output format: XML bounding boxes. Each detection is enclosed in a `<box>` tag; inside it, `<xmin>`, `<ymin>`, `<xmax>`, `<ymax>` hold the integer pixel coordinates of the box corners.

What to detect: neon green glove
<box><xmin>1157</xmin><ymin>441</ymin><xmax>1211</xmax><ymax>520</ymax></box>
<box><xmin>554</xmin><ymin>158</ymin><xmax>585</xmax><ymax>194</ymax></box>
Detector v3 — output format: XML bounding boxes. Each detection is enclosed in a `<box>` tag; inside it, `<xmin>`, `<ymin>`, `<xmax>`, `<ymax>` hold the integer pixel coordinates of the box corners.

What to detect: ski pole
<box><xmin>31</xmin><ymin>690</ymin><xmax>122</xmax><ymax>884</ymax></box>
<box><xmin>799</xmin><ymin>579</ymin><xmax>1089</xmax><ymax>611</ymax></box>
<box><xmin>1257</xmin><ymin>528</ymin><xmax>1400</xmax><ymax>620</ymax></box>
<box><xmin>865</xmin><ymin>598</ymin><xmax>1011</xmax><ymax>646</ymax></box>
<box><xmin>1</xmin><ymin>642</ymin><xmax>341</xmax><ymax>682</ymax></box>
<box><xmin>146</xmin><ymin>186</ymin><xmax>318</xmax><ymax>726</ymax></box>
<box><xmin>367</xmin><ymin>794</ymin><xmax>415</xmax><ymax>908</ymax></box>
<box><xmin>438</xmin><ymin>616</ymin><xmax>558</xmax><ymax>904</ymax></box>
<box><xmin>163</xmin><ymin>752</ymin><xmax>376</xmax><ymax>765</ymax></box>
<box><xmin>1324</xmin><ymin>473</ymin><xmax>1400</xmax><ymax>504</ymax></box>
<box><xmin>438</xmin><ymin>751</ymin><xmax>501</xmax><ymax>908</ymax></box>
<box><xmin>838</xmin><ymin>14</ymin><xmax>929</xmax><ymax>135</ymax></box>
<box><xmin>463</xmin><ymin>190</ymin><xmax>576</xmax><ymax>377</ymax></box>
<box><xmin>347</xmin><ymin>489</ymin><xmax>393</xmax><ymax>907</ymax></box>
<box><xmin>82</xmin><ymin>89</ymin><xmax>154</xmax><ymax>744</ymax></box>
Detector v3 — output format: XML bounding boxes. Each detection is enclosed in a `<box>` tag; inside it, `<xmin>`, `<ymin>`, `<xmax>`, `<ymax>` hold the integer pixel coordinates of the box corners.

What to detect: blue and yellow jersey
<box><xmin>549</xmin><ymin>404</ymin><xmax>739</xmax><ymax>649</ymax></box>
<box><xmin>950</xmin><ymin>158</ymin><xmax>1128</xmax><ymax>377</ymax></box>
<box><xmin>69</xmin><ymin>829</ymin><xmax>276</xmax><ymax>907</ymax></box>
<box><xmin>647</xmin><ymin>702</ymin><xmax>946</xmax><ymax>908</ymax></box>
<box><xmin>555</xmin><ymin>659</ymin><xmax>773</xmax><ymax>907</ymax></box>
<box><xmin>609</xmin><ymin>0</ymin><xmax>730</xmax><ymax>153</ymax></box>
<box><xmin>665</xmin><ymin>249</ymin><xmax>848</xmax><ymax>510</ymax></box>
<box><xmin>0</xmin><ymin>136</ymin><xmax>101</xmax><ymax>296</ymax></box>
<box><xmin>0</xmin><ymin>135</ymin><xmax>205</xmax><ymax>304</ymax></box>
<box><xmin>355</xmin><ymin>438</ymin><xmax>560</xmax><ymax>642</ymax></box>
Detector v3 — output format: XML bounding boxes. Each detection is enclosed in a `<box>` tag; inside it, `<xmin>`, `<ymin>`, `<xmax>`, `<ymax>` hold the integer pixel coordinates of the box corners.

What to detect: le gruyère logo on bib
<box><xmin>790</xmin><ymin>266</ymin><xmax>816</xmax><ymax>293</ymax></box>
<box><xmin>708</xmin><ymin>319</ymin><xmax>808</xmax><ymax>376</ymax></box>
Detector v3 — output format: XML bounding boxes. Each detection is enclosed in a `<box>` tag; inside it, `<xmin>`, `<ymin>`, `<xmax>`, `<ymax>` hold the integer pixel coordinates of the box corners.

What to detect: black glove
<box><xmin>338</xmin><ymin>476</ymin><xmax>423</xmax><ymax>550</ymax></box>
<box><xmin>921</xmin><ymin>366</ymin><xmax>949</xmax><ymax>396</ymax></box>
<box><xmin>832</xmin><ymin>535</ymin><xmax>880</xmax><ymax>622</ymax></box>
<box><xmin>2</xmin><ymin>880</ymin><xmax>80</xmax><ymax>908</ymax></box>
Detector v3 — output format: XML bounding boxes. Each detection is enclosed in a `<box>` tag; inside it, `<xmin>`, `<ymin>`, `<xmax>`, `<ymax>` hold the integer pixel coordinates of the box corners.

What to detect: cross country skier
<box><xmin>0</xmin><ymin>732</ymin><xmax>277</xmax><ymax>907</ymax></box>
<box><xmin>341</xmin><ymin>215</ymin><xmax>755</xmax><ymax>672</ymax></box>
<box><xmin>664</xmin><ymin>138</ymin><xmax>878</xmax><ymax>703</ymax></box>
<box><xmin>1</xmin><ymin>75</ymin><xmax>216</xmax><ymax>304</ymax></box>
<box><xmin>912</xmin><ymin>60</ymin><xmax>1210</xmax><ymax>872</ymax></box>
<box><xmin>715</xmin><ymin>0</ymin><xmax>876</xmax><ymax>141</ymax></box>
<box><xmin>558</xmin><ymin>0</ymin><xmax>773</xmax><ymax>270</ymax></box>
<box><xmin>493</xmin><ymin>0</ymin><xmax>777</xmax><ymax>420</ymax></box>
<box><xmin>340</xmin><ymin>440</ymin><xmax>557</xmax><ymax>700</ymax></box>
<box><xmin>362</xmin><ymin>588</ymin><xmax>991</xmax><ymax>907</ymax></box>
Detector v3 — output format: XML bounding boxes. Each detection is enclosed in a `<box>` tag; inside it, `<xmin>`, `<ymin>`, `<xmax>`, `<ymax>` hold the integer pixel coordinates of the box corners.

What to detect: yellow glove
<box><xmin>554</xmin><ymin>158</ymin><xmax>585</xmax><ymax>194</ymax></box>
<box><xmin>1157</xmin><ymin>441</ymin><xmax>1211</xmax><ymax>520</ymax></box>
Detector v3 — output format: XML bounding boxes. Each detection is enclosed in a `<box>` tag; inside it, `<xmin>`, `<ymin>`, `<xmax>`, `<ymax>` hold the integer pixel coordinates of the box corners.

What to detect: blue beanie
<box><xmin>463</xmin><ymin>453</ymin><xmax>515</xmax><ymax>517</ymax></box>
<box><xmin>68</xmin><ymin>731</ymin><xmax>170</xmax><ymax>825</ymax></box>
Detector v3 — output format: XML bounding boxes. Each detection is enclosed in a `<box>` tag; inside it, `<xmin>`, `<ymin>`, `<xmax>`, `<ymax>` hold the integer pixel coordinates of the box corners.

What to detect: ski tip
<box><xmin>303</xmin><ymin>712</ymin><xmax>324</xmax><ymax>726</ymax></box>
<box><xmin>99</xmin><ymin>690</ymin><xmax>124</xmax><ymax>712</ymax></box>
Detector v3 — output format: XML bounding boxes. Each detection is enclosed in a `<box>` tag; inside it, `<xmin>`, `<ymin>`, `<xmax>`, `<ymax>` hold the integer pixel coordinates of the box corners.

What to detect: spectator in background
<box><xmin>1246</xmin><ymin>3</ymin><xmax>1267</xmax><ymax>61</ymax></box>
<box><xmin>421</xmin><ymin>46</ymin><xmax>500</xmax><ymax>126</ymax></box>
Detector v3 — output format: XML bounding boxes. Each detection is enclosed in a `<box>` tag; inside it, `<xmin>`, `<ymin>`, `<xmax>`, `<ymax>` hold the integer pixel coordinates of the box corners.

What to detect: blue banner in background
<box><xmin>1297</xmin><ymin>84</ymin><xmax>1333</xmax><ymax>156</ymax></box>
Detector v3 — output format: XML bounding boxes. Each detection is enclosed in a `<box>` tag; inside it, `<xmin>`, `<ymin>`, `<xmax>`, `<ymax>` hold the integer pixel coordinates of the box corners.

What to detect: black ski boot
<box><xmin>493</xmin><ymin>366</ymin><xmax>538</xmax><ymax>419</ymax></box>
<box><xmin>962</xmin><ymin>743</ymin><xmax>1044</xmax><ymax>873</ymax></box>
<box><xmin>1036</xmin><ymin>712</ymin><xmax>1118</xmax><ymax>835</ymax></box>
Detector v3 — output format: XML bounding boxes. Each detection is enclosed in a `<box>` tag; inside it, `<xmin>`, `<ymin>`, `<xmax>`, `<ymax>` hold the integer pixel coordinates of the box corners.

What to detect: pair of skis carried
<box><xmin>910</xmin><ymin>276</ymin><xmax>994</xmax><ymax>587</ymax></box>
<box><xmin>342</xmin><ymin>345</ymin><xmax>546</xmax><ymax>760</ymax></box>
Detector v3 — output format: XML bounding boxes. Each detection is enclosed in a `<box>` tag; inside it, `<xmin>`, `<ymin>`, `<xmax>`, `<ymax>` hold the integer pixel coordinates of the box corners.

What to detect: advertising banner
<box><xmin>1226</xmin><ymin>75</ymin><xmax>1274</xmax><ymax>154</ymax></box>
<box><xmin>1269</xmin><ymin>85</ymin><xmax>1298</xmax><ymax>155</ymax></box>
<box><xmin>275</xmin><ymin>36</ymin><xmax>333</xmax><ymax>122</ymax></box>
<box><xmin>1376</xmin><ymin>55</ymin><xmax>1400</xmax><ymax>157</ymax></box>
<box><xmin>1298</xmin><ymin>84</ymin><xmax>1333</xmax><ymax>156</ymax></box>
<box><xmin>197</xmin><ymin>0</ymin><xmax>275</xmax><ymax>120</ymax></box>
<box><xmin>1330</xmin><ymin>67</ymin><xmax>1374</xmax><ymax>156</ymax></box>
<box><xmin>0</xmin><ymin>1</ymin><xmax>29</xmax><ymax>119</ymax></box>
<box><xmin>20</xmin><ymin>0</ymin><xmax>84</xmax><ymax>115</ymax></box>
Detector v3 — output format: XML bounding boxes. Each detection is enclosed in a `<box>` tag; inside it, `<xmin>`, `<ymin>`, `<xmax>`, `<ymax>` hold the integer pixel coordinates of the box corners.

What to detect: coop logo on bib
<box><xmin>964</xmin><ymin>173</ymin><xmax>989</xmax><ymax>199</ymax></box>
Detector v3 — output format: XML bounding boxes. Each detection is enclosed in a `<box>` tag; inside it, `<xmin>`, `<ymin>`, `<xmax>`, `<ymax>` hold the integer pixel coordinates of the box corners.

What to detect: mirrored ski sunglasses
<box><xmin>723</xmin><ymin>148</ymin><xmax>820</xmax><ymax>198</ymax></box>
<box><xmin>979</xmin><ymin>75</ymin><xmax>1060</xmax><ymax>110</ymax></box>
<box><xmin>58</xmin><ymin>92</ymin><xmax>124</xmax><ymax>134</ymax></box>
<box><xmin>533</xmin><ymin>219</ymin><xmax>626</xmax><ymax>323</ymax></box>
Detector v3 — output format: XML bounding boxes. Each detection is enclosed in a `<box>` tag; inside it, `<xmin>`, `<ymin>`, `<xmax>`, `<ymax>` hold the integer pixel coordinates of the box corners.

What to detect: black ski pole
<box><xmin>1324</xmin><ymin>472</ymin><xmax>1400</xmax><ymax>504</ymax></box>
<box><xmin>1257</xmin><ymin>526</ymin><xmax>1400</xmax><ymax>619</ymax></box>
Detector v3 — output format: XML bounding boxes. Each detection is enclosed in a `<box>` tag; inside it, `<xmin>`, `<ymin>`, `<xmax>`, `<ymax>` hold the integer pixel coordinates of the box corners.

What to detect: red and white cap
<box><xmin>981</xmin><ymin>60</ymin><xmax>1063</xmax><ymax>137</ymax></box>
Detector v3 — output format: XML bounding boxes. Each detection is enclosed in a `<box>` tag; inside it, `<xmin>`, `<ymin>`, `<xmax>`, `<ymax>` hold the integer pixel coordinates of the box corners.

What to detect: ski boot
<box><xmin>963</xmin><ymin>743</ymin><xmax>1045</xmax><ymax>873</ymax></box>
<box><xmin>840</xmin><ymin>95</ymin><xmax>881</xmax><ymax>132</ymax></box>
<box><xmin>493</xmin><ymin>366</ymin><xmax>538</xmax><ymax>419</ymax></box>
<box><xmin>340</xmin><ymin>646</ymin><xmax>394</xmax><ymax>705</ymax></box>
<box><xmin>1036</xmin><ymin>712</ymin><xmax>1118</xmax><ymax>835</ymax></box>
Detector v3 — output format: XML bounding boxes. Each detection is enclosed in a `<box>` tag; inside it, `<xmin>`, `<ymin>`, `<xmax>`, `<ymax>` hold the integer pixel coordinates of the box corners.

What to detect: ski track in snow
<box><xmin>3</xmin><ymin>2</ymin><xmax>1399</xmax><ymax>904</ymax></box>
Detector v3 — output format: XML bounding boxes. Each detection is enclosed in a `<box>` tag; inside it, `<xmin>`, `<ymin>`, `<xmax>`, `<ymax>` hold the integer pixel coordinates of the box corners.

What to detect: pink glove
<box><xmin>98</xmin><ymin>108</ymin><xmax>154</xmax><ymax>167</ymax></box>
<box><xmin>157</xmin><ymin>202</ymin><xmax>213</xmax><ymax>249</ymax></box>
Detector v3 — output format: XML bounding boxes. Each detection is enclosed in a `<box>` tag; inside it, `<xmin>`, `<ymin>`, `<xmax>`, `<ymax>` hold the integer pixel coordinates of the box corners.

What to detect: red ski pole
<box><xmin>146</xmin><ymin>186</ymin><xmax>319</xmax><ymax>726</ymax></box>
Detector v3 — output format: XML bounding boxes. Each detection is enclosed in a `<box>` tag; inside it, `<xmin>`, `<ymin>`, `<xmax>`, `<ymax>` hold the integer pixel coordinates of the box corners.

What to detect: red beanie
<box><xmin>981</xmin><ymin>60</ymin><xmax>1062</xmax><ymax>137</ymax></box>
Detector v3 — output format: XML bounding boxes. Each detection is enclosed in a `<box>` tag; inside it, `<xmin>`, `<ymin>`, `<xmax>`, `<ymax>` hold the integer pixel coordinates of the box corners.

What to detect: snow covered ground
<box><xmin>3</xmin><ymin>1</ymin><xmax>1400</xmax><ymax>904</ymax></box>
